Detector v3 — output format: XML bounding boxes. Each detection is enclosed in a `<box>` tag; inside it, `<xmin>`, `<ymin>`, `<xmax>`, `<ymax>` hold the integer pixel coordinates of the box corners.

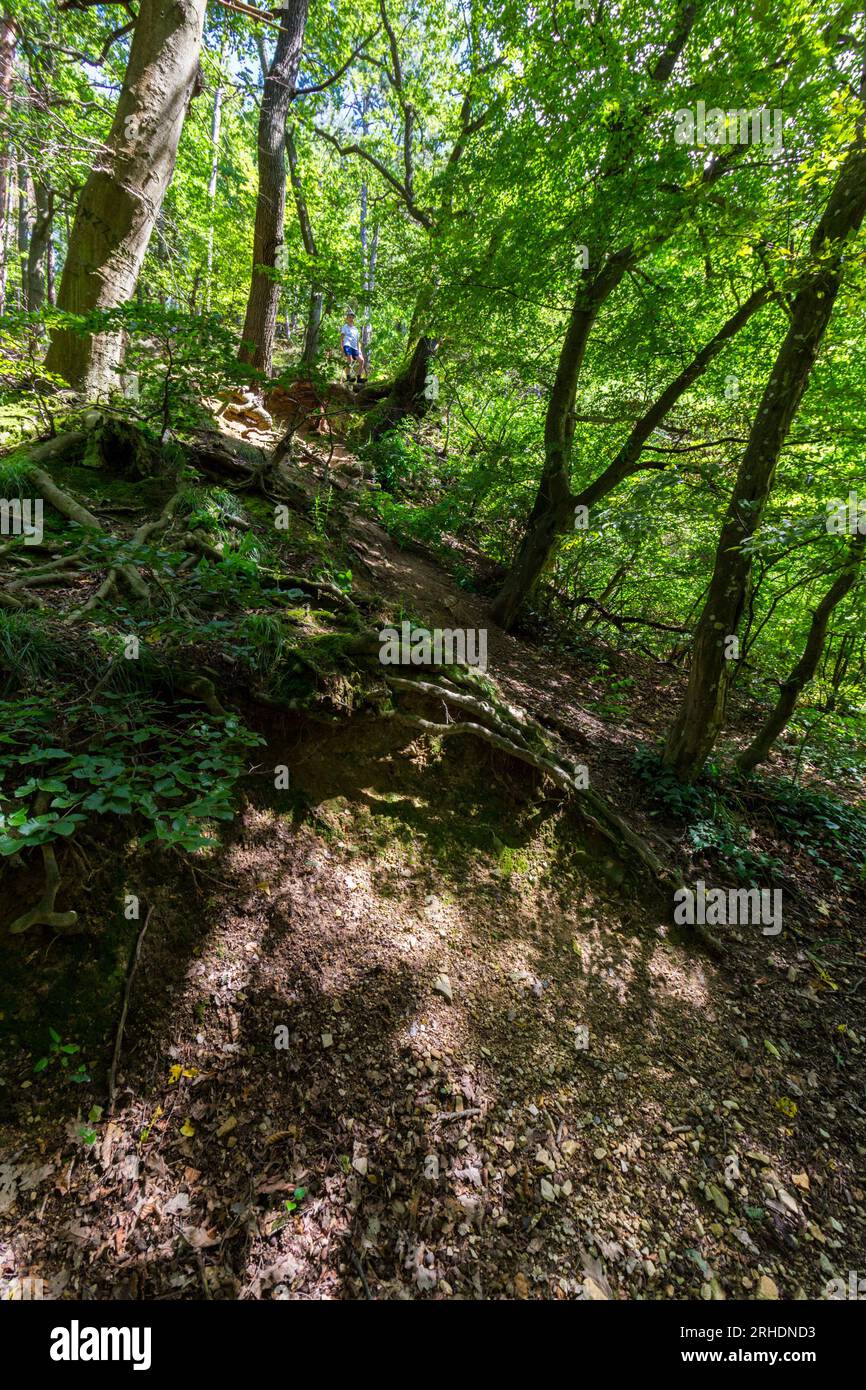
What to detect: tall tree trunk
<box><xmin>407</xmin><ymin>276</ymin><xmax>438</xmax><ymax>348</ymax></box>
<box><xmin>46</xmin><ymin>223</ymin><xmax>55</xmax><ymax>306</ymax></box>
<box><xmin>360</xmin><ymin>178</ymin><xmax>378</xmax><ymax>370</ymax></box>
<box><xmin>487</xmin><ymin>4</ymin><xmax>706</xmax><ymax>631</ymax></box>
<box><xmin>285</xmin><ymin>126</ymin><xmax>320</xmax><ymax>367</ymax></box>
<box><xmin>490</xmin><ymin>255</ymin><xmax>765</xmax><ymax>630</ymax></box>
<box><xmin>239</xmin><ymin>0</ymin><xmax>310</xmax><ymax>377</ymax></box>
<box><xmin>44</xmin><ymin>0</ymin><xmax>208</xmax><ymax>393</ymax></box>
<box><xmin>301</xmin><ymin>290</ymin><xmax>323</xmax><ymax>365</ymax></box>
<box><xmin>737</xmin><ymin>533</ymin><xmax>865</xmax><ymax>774</ymax></box>
<box><xmin>490</xmin><ymin>247</ymin><xmax>641</xmax><ymax>631</ymax></box>
<box><xmin>663</xmin><ymin>140</ymin><xmax>866</xmax><ymax>782</ymax></box>
<box><xmin>0</xmin><ymin>12</ymin><xmax>15</xmax><ymax>316</ymax></box>
<box><xmin>17</xmin><ymin>161</ymin><xmax>32</xmax><ymax>306</ymax></box>
<box><xmin>0</xmin><ymin>153</ymin><xmax>14</xmax><ymax>312</ymax></box>
<box><xmin>26</xmin><ymin>181</ymin><xmax>52</xmax><ymax>314</ymax></box>
<box><xmin>205</xmin><ymin>53</ymin><xmax>225</xmax><ymax>313</ymax></box>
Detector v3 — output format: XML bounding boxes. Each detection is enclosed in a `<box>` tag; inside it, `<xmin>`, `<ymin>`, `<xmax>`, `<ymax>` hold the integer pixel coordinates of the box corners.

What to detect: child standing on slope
<box><xmin>340</xmin><ymin>310</ymin><xmax>366</xmax><ymax>382</ymax></box>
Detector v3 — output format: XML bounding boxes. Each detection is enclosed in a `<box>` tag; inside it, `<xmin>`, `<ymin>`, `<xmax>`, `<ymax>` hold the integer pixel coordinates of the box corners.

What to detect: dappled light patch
<box><xmin>646</xmin><ymin>943</ymin><xmax>713</xmax><ymax>1012</ymax></box>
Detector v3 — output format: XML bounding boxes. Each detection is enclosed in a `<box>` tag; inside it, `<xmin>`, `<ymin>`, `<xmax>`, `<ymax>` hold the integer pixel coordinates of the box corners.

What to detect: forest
<box><xmin>0</xmin><ymin>0</ymin><xmax>864</xmax><ymax>1328</ymax></box>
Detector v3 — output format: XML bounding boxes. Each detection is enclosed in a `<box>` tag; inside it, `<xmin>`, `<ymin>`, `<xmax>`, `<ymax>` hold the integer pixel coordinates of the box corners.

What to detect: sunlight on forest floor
<box><xmin>2</xmin><ymin>711</ymin><xmax>863</xmax><ymax>1300</ymax></box>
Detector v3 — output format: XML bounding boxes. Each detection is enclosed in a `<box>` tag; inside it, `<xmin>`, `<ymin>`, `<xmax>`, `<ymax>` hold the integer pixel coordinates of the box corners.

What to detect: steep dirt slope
<box><xmin>1</xmin><ymin>433</ymin><xmax>864</xmax><ymax>1303</ymax></box>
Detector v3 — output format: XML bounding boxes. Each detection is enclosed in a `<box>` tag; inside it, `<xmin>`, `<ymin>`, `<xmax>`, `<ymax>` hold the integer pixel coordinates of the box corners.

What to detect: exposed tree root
<box><xmin>65</xmin><ymin>488</ymin><xmax>184</xmax><ymax>621</ymax></box>
<box><xmin>71</xmin><ymin>569</ymin><xmax>119</xmax><ymax>618</ymax></box>
<box><xmin>28</xmin><ymin>461</ymin><xmax>102</xmax><ymax>530</ymax></box>
<box><xmin>186</xmin><ymin>431</ymin><xmax>311</xmax><ymax>512</ymax></box>
<box><xmin>7</xmin><ymin>797</ymin><xmax>79</xmax><ymax>934</ymax></box>
<box><xmin>6</xmin><ymin>549</ymin><xmax>87</xmax><ymax>590</ymax></box>
<box><xmin>22</xmin><ymin>451</ymin><xmax>150</xmax><ymax>602</ymax></box>
<box><xmin>277</xmin><ymin>572</ymin><xmax>358</xmax><ymax>613</ymax></box>
<box><xmin>6</xmin><ymin>431</ymin><xmax>85</xmax><ymax>470</ymax></box>
<box><xmin>383</xmin><ymin>671</ymin><xmax>671</xmax><ymax>885</ymax></box>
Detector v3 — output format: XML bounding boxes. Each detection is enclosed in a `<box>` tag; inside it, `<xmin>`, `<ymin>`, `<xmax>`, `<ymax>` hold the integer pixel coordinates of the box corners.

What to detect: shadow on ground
<box><xmin>1</xmin><ymin>712</ymin><xmax>864</xmax><ymax>1301</ymax></box>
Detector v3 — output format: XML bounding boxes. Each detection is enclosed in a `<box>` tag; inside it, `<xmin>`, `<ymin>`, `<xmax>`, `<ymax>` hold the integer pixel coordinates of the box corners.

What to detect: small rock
<box><xmin>433</xmin><ymin>974</ymin><xmax>453</xmax><ymax>1003</ymax></box>
<box><xmin>777</xmin><ymin>1188</ymin><xmax>800</xmax><ymax>1216</ymax></box>
<box><xmin>414</xmin><ymin>1265</ymin><xmax>437</xmax><ymax>1292</ymax></box>
<box><xmin>706</xmin><ymin>1183</ymin><xmax>729</xmax><ymax>1216</ymax></box>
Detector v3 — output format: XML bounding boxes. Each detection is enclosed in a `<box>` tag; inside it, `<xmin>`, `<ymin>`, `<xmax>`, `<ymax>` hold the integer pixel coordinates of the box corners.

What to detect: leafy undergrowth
<box><xmin>0</xmin><ymin>436</ymin><xmax>376</xmax><ymax>903</ymax></box>
<box><xmin>633</xmin><ymin>746</ymin><xmax>866</xmax><ymax>889</ymax></box>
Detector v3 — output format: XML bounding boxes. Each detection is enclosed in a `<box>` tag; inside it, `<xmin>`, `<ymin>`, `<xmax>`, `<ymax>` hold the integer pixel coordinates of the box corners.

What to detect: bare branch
<box><xmin>310</xmin><ymin>124</ymin><xmax>434</xmax><ymax>228</ymax></box>
<box><xmin>295</xmin><ymin>30</ymin><xmax>377</xmax><ymax>96</ymax></box>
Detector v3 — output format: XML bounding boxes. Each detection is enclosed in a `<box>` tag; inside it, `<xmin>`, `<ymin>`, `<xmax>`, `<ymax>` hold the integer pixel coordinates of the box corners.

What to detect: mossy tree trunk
<box><xmin>44</xmin><ymin>0</ymin><xmax>208</xmax><ymax>393</ymax></box>
<box><xmin>238</xmin><ymin>0</ymin><xmax>310</xmax><ymax>377</ymax></box>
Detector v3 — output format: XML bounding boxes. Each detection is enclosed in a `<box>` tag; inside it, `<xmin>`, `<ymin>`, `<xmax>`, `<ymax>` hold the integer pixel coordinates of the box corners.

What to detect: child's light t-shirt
<box><xmin>342</xmin><ymin>323</ymin><xmax>360</xmax><ymax>349</ymax></box>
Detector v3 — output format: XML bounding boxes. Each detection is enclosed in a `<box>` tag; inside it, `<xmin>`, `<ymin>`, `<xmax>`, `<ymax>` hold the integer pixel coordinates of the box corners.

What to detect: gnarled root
<box><xmin>384</xmin><ymin>670</ymin><xmax>670</xmax><ymax>885</ymax></box>
<box><xmin>8</xmin><ymin>840</ymin><xmax>78</xmax><ymax>934</ymax></box>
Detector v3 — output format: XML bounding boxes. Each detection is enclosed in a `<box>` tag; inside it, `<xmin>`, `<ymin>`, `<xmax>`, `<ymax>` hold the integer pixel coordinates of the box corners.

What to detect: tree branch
<box><xmin>310</xmin><ymin>124</ymin><xmax>433</xmax><ymax>227</ymax></box>
<box><xmin>295</xmin><ymin>30</ymin><xmax>377</xmax><ymax>96</ymax></box>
